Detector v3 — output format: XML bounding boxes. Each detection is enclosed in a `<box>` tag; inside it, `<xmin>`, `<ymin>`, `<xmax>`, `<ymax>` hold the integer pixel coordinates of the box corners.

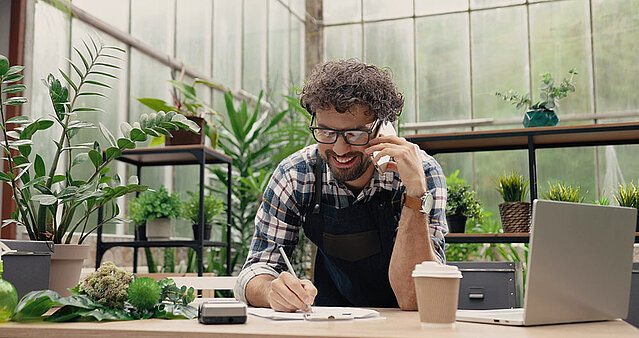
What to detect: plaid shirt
<box><xmin>234</xmin><ymin>144</ymin><xmax>448</xmax><ymax>303</ymax></box>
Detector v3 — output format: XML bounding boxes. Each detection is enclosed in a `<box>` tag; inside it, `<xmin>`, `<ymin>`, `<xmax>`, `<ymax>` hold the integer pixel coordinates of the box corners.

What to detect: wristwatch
<box><xmin>402</xmin><ymin>191</ymin><xmax>433</xmax><ymax>214</ymax></box>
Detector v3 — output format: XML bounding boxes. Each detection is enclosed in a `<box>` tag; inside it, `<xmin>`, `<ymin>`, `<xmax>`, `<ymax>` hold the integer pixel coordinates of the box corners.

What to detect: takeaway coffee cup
<box><xmin>412</xmin><ymin>261</ymin><xmax>462</xmax><ymax>327</ymax></box>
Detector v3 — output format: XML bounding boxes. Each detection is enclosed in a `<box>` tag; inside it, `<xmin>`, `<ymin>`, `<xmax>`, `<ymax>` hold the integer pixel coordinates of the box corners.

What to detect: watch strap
<box><xmin>402</xmin><ymin>192</ymin><xmax>424</xmax><ymax>212</ymax></box>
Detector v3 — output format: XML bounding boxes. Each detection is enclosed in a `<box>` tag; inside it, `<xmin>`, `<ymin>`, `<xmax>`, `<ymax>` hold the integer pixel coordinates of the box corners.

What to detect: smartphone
<box><xmin>373</xmin><ymin>121</ymin><xmax>397</xmax><ymax>174</ymax></box>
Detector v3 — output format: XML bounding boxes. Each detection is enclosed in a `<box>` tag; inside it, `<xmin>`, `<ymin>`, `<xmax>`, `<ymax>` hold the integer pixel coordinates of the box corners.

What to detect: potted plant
<box><xmin>613</xmin><ymin>182</ymin><xmax>639</xmax><ymax>232</ymax></box>
<box><xmin>130</xmin><ymin>187</ymin><xmax>182</xmax><ymax>241</ymax></box>
<box><xmin>128</xmin><ymin>195</ymin><xmax>147</xmax><ymax>241</ymax></box>
<box><xmin>495</xmin><ymin>171</ymin><xmax>531</xmax><ymax>233</ymax></box>
<box><xmin>0</xmin><ymin>39</ymin><xmax>198</xmax><ymax>296</ymax></box>
<box><xmin>541</xmin><ymin>182</ymin><xmax>586</xmax><ymax>203</ymax></box>
<box><xmin>182</xmin><ymin>191</ymin><xmax>223</xmax><ymax>241</ymax></box>
<box><xmin>495</xmin><ymin>68</ymin><xmax>578</xmax><ymax>128</ymax></box>
<box><xmin>138</xmin><ymin>70</ymin><xmax>221</xmax><ymax>146</ymax></box>
<box><xmin>446</xmin><ymin>170</ymin><xmax>483</xmax><ymax>233</ymax></box>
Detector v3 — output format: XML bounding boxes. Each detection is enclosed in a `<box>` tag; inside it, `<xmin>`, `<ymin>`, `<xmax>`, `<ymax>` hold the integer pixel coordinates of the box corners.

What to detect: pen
<box><xmin>278</xmin><ymin>245</ymin><xmax>312</xmax><ymax>312</ymax></box>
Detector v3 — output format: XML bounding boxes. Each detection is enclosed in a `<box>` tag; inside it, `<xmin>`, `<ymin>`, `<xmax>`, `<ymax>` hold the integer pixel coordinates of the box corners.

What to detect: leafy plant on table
<box><xmin>129</xmin><ymin>187</ymin><xmax>182</xmax><ymax>222</ymax></box>
<box><xmin>495</xmin><ymin>171</ymin><xmax>529</xmax><ymax>203</ymax></box>
<box><xmin>9</xmin><ymin>262</ymin><xmax>197</xmax><ymax>322</ymax></box>
<box><xmin>182</xmin><ymin>191</ymin><xmax>224</xmax><ymax>225</ymax></box>
<box><xmin>445</xmin><ymin>170</ymin><xmax>483</xmax><ymax>221</ymax></box>
<box><xmin>0</xmin><ymin>38</ymin><xmax>199</xmax><ymax>244</ymax></box>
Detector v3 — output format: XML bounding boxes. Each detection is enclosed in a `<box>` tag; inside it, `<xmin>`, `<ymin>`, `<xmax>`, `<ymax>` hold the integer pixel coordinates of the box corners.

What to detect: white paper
<box><xmin>247</xmin><ymin>306</ymin><xmax>380</xmax><ymax>321</ymax></box>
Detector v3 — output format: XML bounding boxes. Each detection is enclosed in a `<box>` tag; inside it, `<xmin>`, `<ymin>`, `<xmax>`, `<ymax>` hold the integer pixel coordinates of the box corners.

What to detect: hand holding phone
<box><xmin>373</xmin><ymin>121</ymin><xmax>397</xmax><ymax>174</ymax></box>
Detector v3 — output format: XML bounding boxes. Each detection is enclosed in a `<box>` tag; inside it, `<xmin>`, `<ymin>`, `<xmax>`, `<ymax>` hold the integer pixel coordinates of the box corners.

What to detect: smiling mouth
<box><xmin>331</xmin><ymin>154</ymin><xmax>357</xmax><ymax>167</ymax></box>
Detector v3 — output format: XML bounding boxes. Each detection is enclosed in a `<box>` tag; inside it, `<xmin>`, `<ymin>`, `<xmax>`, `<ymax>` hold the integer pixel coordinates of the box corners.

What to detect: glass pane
<box><xmin>289</xmin><ymin>0</ymin><xmax>305</xmax><ymax>18</ymax></box>
<box><xmin>364</xmin><ymin>19</ymin><xmax>415</xmax><ymax>124</ymax></box>
<box><xmin>30</xmin><ymin>2</ymin><xmax>69</xmax><ymax>167</ymax></box>
<box><xmin>470</xmin><ymin>0</ymin><xmax>525</xmax><ymax>9</ymax></box>
<box><xmin>131</xmin><ymin>0</ymin><xmax>174</xmax><ymax>54</ymax></box>
<box><xmin>416</xmin><ymin>13</ymin><xmax>471</xmax><ymax>123</ymax></box>
<box><xmin>213</xmin><ymin>0</ymin><xmax>242</xmax><ymax>89</ymax></box>
<box><xmin>323</xmin><ymin>0</ymin><xmax>361</xmax><ymax>25</ymax></box>
<box><xmin>73</xmin><ymin>0</ymin><xmax>129</xmax><ymax>29</ymax></box>
<box><xmin>243</xmin><ymin>0</ymin><xmax>267</xmax><ymax>95</ymax></box>
<box><xmin>592</xmin><ymin>0</ymin><xmax>639</xmax><ymax>113</ymax></box>
<box><xmin>176</xmin><ymin>0</ymin><xmax>212</xmax><ymax>73</ymax></box>
<box><xmin>537</xmin><ymin>147</ymin><xmax>597</xmax><ymax>202</ymax></box>
<box><xmin>598</xmin><ymin>145</ymin><xmax>639</xmax><ymax>203</ymax></box>
<box><xmin>324</xmin><ymin>24</ymin><xmax>363</xmax><ymax>61</ymax></box>
<box><xmin>363</xmin><ymin>0</ymin><xmax>412</xmax><ymax>21</ymax></box>
<box><xmin>267</xmin><ymin>1</ymin><xmax>289</xmax><ymax>109</ymax></box>
<box><xmin>529</xmin><ymin>0</ymin><xmax>593</xmax><ymax>119</ymax></box>
<box><xmin>471</xmin><ymin>6</ymin><xmax>529</xmax><ymax>121</ymax></box>
<box><xmin>290</xmin><ymin>17</ymin><xmax>305</xmax><ymax>89</ymax></box>
<box><xmin>415</xmin><ymin>0</ymin><xmax>468</xmax><ymax>15</ymax></box>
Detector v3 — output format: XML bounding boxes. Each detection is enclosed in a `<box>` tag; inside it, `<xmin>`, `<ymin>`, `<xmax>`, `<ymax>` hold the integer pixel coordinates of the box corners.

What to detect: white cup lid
<box><xmin>412</xmin><ymin>261</ymin><xmax>462</xmax><ymax>278</ymax></box>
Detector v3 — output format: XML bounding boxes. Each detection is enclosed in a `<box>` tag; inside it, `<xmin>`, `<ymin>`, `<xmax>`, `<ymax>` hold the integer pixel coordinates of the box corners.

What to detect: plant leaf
<box><xmin>34</xmin><ymin>154</ymin><xmax>45</xmax><ymax>178</ymax></box>
<box><xmin>99</xmin><ymin>122</ymin><xmax>117</xmax><ymax>147</ymax></box>
<box><xmin>58</xmin><ymin>69</ymin><xmax>78</xmax><ymax>92</ymax></box>
<box><xmin>2</xmin><ymin>84</ymin><xmax>26</xmax><ymax>94</ymax></box>
<box><xmin>88</xmin><ymin>149</ymin><xmax>103</xmax><ymax>168</ymax></box>
<box><xmin>11</xmin><ymin>290</ymin><xmax>63</xmax><ymax>321</ymax></box>
<box><xmin>31</xmin><ymin>194</ymin><xmax>57</xmax><ymax>205</ymax></box>
<box><xmin>3</xmin><ymin>96</ymin><xmax>27</xmax><ymax>105</ymax></box>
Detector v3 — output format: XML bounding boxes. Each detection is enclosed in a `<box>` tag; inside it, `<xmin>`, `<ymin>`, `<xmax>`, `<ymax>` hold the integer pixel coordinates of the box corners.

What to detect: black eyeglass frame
<box><xmin>308</xmin><ymin>114</ymin><xmax>381</xmax><ymax>146</ymax></box>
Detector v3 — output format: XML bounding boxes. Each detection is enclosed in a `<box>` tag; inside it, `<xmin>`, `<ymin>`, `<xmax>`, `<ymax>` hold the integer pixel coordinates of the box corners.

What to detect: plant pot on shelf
<box><xmin>498</xmin><ymin>202</ymin><xmax>531</xmax><ymax>233</ymax></box>
<box><xmin>49</xmin><ymin>244</ymin><xmax>90</xmax><ymax>297</ymax></box>
<box><xmin>447</xmin><ymin>214</ymin><xmax>468</xmax><ymax>233</ymax></box>
<box><xmin>135</xmin><ymin>224</ymin><xmax>148</xmax><ymax>241</ymax></box>
<box><xmin>523</xmin><ymin>109</ymin><xmax>559</xmax><ymax>128</ymax></box>
<box><xmin>165</xmin><ymin>116</ymin><xmax>206</xmax><ymax>145</ymax></box>
<box><xmin>192</xmin><ymin>223</ymin><xmax>212</xmax><ymax>241</ymax></box>
<box><xmin>146</xmin><ymin>218</ymin><xmax>173</xmax><ymax>241</ymax></box>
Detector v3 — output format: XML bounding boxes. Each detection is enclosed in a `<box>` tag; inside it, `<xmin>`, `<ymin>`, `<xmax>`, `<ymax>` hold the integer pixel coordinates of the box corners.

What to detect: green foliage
<box><xmin>495</xmin><ymin>171</ymin><xmax>529</xmax><ymax>203</ymax></box>
<box><xmin>209</xmin><ymin>91</ymin><xmax>312</xmax><ymax>274</ymax></box>
<box><xmin>594</xmin><ymin>197</ymin><xmax>610</xmax><ymax>206</ymax></box>
<box><xmin>158</xmin><ymin>278</ymin><xmax>195</xmax><ymax>305</ymax></box>
<box><xmin>162</xmin><ymin>247</ymin><xmax>175</xmax><ymax>273</ymax></box>
<box><xmin>129</xmin><ymin>187</ymin><xmax>182</xmax><ymax>222</ymax></box>
<box><xmin>181</xmin><ymin>191</ymin><xmax>224</xmax><ymax>224</ymax></box>
<box><xmin>127</xmin><ymin>277</ymin><xmax>161</xmax><ymax>311</ymax></box>
<box><xmin>614</xmin><ymin>182</ymin><xmax>639</xmax><ymax>209</ymax></box>
<box><xmin>446</xmin><ymin>170</ymin><xmax>483</xmax><ymax>221</ymax></box>
<box><xmin>541</xmin><ymin>182</ymin><xmax>586</xmax><ymax>203</ymax></box>
<box><xmin>495</xmin><ymin>68</ymin><xmax>578</xmax><ymax>111</ymax></box>
<box><xmin>0</xmin><ymin>39</ymin><xmax>199</xmax><ymax>244</ymax></box>
<box><xmin>78</xmin><ymin>262</ymin><xmax>133</xmax><ymax>309</ymax></box>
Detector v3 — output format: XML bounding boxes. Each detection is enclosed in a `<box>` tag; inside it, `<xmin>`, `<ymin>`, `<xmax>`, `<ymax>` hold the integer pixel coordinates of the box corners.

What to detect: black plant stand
<box><xmin>96</xmin><ymin>145</ymin><xmax>232</xmax><ymax>276</ymax></box>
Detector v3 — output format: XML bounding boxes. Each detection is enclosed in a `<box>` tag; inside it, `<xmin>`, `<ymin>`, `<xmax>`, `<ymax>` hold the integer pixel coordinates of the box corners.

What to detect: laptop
<box><xmin>456</xmin><ymin>199</ymin><xmax>637</xmax><ymax>326</ymax></box>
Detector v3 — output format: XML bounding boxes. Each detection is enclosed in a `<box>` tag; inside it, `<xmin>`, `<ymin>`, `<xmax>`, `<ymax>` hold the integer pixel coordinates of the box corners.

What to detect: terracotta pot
<box><xmin>146</xmin><ymin>218</ymin><xmax>173</xmax><ymax>241</ymax></box>
<box><xmin>165</xmin><ymin>116</ymin><xmax>206</xmax><ymax>145</ymax></box>
<box><xmin>49</xmin><ymin>244</ymin><xmax>90</xmax><ymax>297</ymax></box>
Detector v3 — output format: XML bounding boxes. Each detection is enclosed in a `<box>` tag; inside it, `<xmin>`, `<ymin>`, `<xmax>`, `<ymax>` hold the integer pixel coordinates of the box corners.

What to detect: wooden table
<box><xmin>1</xmin><ymin>308</ymin><xmax>636</xmax><ymax>338</ymax></box>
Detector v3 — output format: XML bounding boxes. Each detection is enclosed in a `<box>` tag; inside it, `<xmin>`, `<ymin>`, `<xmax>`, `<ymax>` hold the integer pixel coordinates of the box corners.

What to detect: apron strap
<box><xmin>312</xmin><ymin>156</ymin><xmax>323</xmax><ymax>214</ymax></box>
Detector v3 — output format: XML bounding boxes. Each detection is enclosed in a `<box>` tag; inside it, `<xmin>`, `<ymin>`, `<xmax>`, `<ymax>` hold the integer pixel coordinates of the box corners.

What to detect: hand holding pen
<box><xmin>267</xmin><ymin>246</ymin><xmax>316</xmax><ymax>312</ymax></box>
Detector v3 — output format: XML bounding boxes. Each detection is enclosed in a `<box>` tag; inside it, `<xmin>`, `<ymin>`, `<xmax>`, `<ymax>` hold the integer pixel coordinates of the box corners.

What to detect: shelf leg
<box><xmin>227</xmin><ymin>162</ymin><xmax>232</xmax><ymax>276</ymax></box>
<box><xmin>528</xmin><ymin>135</ymin><xmax>538</xmax><ymax>201</ymax></box>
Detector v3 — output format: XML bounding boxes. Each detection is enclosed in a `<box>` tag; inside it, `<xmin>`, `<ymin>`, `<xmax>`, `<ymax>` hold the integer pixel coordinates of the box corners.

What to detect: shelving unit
<box><xmin>95</xmin><ymin>145</ymin><xmax>233</xmax><ymax>275</ymax></box>
<box><xmin>406</xmin><ymin>122</ymin><xmax>639</xmax><ymax>243</ymax></box>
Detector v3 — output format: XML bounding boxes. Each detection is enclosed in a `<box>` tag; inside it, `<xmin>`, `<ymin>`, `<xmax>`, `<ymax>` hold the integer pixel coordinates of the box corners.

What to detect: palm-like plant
<box><xmin>495</xmin><ymin>171</ymin><xmax>529</xmax><ymax>203</ymax></box>
<box><xmin>0</xmin><ymin>37</ymin><xmax>198</xmax><ymax>244</ymax></box>
<box><xmin>614</xmin><ymin>182</ymin><xmax>639</xmax><ymax>209</ymax></box>
<box><xmin>541</xmin><ymin>182</ymin><xmax>586</xmax><ymax>203</ymax></box>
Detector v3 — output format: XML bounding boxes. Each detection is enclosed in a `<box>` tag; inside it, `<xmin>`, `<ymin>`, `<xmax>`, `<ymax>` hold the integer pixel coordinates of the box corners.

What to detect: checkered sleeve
<box><xmin>234</xmin><ymin>161</ymin><xmax>305</xmax><ymax>303</ymax></box>
<box><xmin>422</xmin><ymin>151</ymin><xmax>448</xmax><ymax>263</ymax></box>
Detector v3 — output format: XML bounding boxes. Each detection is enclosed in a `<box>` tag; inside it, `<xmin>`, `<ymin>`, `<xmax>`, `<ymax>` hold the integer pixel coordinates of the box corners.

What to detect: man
<box><xmin>234</xmin><ymin>59</ymin><xmax>447</xmax><ymax>311</ymax></box>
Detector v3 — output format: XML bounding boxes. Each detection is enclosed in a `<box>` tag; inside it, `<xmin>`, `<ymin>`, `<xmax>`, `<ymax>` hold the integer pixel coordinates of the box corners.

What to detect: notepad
<box><xmin>247</xmin><ymin>306</ymin><xmax>381</xmax><ymax>321</ymax></box>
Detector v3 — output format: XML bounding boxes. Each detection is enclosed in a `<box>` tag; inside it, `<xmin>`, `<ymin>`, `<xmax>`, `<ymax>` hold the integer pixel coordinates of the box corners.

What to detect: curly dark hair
<box><xmin>300</xmin><ymin>59</ymin><xmax>404</xmax><ymax>122</ymax></box>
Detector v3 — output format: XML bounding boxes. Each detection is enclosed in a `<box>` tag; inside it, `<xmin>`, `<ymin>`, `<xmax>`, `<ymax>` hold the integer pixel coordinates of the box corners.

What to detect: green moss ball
<box><xmin>127</xmin><ymin>277</ymin><xmax>161</xmax><ymax>311</ymax></box>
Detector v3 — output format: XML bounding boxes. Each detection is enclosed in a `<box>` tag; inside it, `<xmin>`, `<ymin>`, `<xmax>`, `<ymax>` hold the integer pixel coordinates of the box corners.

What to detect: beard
<box><xmin>320</xmin><ymin>149</ymin><xmax>373</xmax><ymax>183</ymax></box>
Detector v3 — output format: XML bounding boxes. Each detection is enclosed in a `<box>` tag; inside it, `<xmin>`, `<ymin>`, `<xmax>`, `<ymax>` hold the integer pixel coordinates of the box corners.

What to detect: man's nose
<box><xmin>332</xmin><ymin>134</ymin><xmax>351</xmax><ymax>155</ymax></box>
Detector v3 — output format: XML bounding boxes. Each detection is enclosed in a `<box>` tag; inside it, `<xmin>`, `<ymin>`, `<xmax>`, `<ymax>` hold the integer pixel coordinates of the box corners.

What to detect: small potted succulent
<box><xmin>495</xmin><ymin>68</ymin><xmax>578</xmax><ymax>128</ymax></box>
<box><xmin>182</xmin><ymin>191</ymin><xmax>224</xmax><ymax>241</ymax></box>
<box><xmin>541</xmin><ymin>182</ymin><xmax>586</xmax><ymax>203</ymax></box>
<box><xmin>130</xmin><ymin>187</ymin><xmax>182</xmax><ymax>241</ymax></box>
<box><xmin>613</xmin><ymin>182</ymin><xmax>639</xmax><ymax>232</ymax></box>
<box><xmin>446</xmin><ymin>170</ymin><xmax>483</xmax><ymax>233</ymax></box>
<box><xmin>495</xmin><ymin>171</ymin><xmax>531</xmax><ymax>233</ymax></box>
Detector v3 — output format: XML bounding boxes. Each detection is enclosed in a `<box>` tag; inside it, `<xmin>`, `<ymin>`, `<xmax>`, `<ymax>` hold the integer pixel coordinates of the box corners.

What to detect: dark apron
<box><xmin>302</xmin><ymin>158</ymin><xmax>400</xmax><ymax>307</ymax></box>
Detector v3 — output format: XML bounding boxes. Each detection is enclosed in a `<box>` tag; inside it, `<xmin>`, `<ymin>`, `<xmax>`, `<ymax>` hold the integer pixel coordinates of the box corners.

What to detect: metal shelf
<box><xmin>96</xmin><ymin>145</ymin><xmax>233</xmax><ymax>275</ymax></box>
<box><xmin>405</xmin><ymin>122</ymin><xmax>639</xmax><ymax>244</ymax></box>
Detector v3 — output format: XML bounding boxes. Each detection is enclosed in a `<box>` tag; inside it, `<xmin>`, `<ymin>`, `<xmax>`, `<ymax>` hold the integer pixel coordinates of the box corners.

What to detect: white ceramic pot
<box><xmin>146</xmin><ymin>218</ymin><xmax>173</xmax><ymax>241</ymax></box>
<box><xmin>49</xmin><ymin>244</ymin><xmax>90</xmax><ymax>297</ymax></box>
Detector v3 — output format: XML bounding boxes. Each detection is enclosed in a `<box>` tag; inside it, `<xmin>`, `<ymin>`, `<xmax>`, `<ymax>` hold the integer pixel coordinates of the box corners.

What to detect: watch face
<box><xmin>422</xmin><ymin>193</ymin><xmax>434</xmax><ymax>213</ymax></box>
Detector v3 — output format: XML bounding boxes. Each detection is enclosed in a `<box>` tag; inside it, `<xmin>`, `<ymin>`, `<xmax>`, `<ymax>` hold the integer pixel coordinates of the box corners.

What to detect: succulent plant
<box><xmin>79</xmin><ymin>261</ymin><xmax>133</xmax><ymax>309</ymax></box>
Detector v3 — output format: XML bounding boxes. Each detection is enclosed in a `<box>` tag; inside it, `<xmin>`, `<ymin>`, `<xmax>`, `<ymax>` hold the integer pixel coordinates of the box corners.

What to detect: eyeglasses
<box><xmin>309</xmin><ymin>114</ymin><xmax>379</xmax><ymax>146</ymax></box>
